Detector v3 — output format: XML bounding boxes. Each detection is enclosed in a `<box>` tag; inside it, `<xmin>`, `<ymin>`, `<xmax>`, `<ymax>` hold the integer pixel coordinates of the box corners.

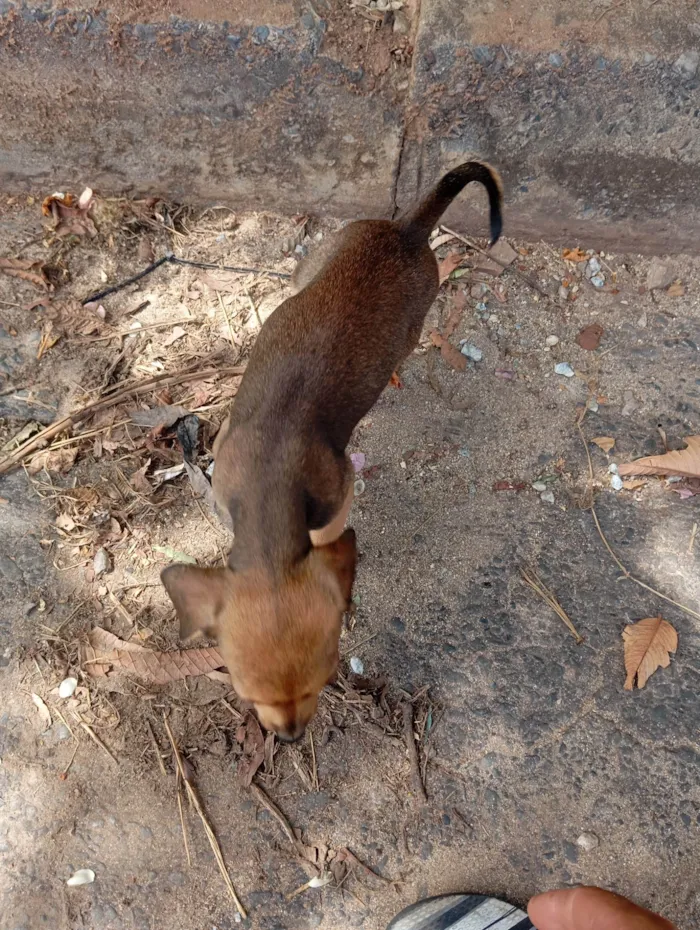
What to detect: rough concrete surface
<box><xmin>0</xmin><ymin>194</ymin><xmax>699</xmax><ymax>930</ymax></box>
<box><xmin>1</xmin><ymin>1</ymin><xmax>700</xmax><ymax>249</ymax></box>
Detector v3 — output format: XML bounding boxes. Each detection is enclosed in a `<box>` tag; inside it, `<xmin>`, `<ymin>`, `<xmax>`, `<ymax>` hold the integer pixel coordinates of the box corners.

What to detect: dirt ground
<box><xmin>0</xmin><ymin>192</ymin><xmax>699</xmax><ymax>930</ymax></box>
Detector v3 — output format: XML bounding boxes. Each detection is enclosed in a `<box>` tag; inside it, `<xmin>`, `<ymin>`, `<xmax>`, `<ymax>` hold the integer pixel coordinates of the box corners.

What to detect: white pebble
<box><xmin>93</xmin><ymin>547</ymin><xmax>110</xmax><ymax>576</ymax></box>
<box><xmin>350</xmin><ymin>656</ymin><xmax>364</xmax><ymax>675</ymax></box>
<box><xmin>609</xmin><ymin>463</ymin><xmax>619</xmax><ymax>475</ymax></box>
<box><xmin>611</xmin><ymin>474</ymin><xmax>623</xmax><ymax>491</ymax></box>
<box><xmin>586</xmin><ymin>397</ymin><xmax>599</xmax><ymax>413</ymax></box>
<box><xmin>554</xmin><ymin>362</ymin><xmax>574</xmax><ymax>377</ymax></box>
<box><xmin>540</xmin><ymin>490</ymin><xmax>555</xmax><ymax>504</ymax></box>
<box><xmin>58</xmin><ymin>677</ymin><xmax>78</xmax><ymax>699</ymax></box>
<box><xmin>576</xmin><ymin>832</ymin><xmax>600</xmax><ymax>851</ymax></box>
<box><xmin>545</xmin><ymin>335</ymin><xmax>559</xmax><ymax>347</ymax></box>
<box><xmin>67</xmin><ymin>869</ymin><xmax>95</xmax><ymax>887</ymax></box>
<box><xmin>353</xmin><ymin>478</ymin><xmax>366</xmax><ymax>497</ymax></box>
<box><xmin>532</xmin><ymin>481</ymin><xmax>547</xmax><ymax>492</ymax></box>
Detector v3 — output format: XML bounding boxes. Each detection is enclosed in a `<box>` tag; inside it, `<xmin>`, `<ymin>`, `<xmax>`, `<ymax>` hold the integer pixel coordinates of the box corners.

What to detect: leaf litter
<box><xmin>82</xmin><ymin>626</ymin><xmax>229</xmax><ymax>685</ymax></box>
<box><xmin>623</xmin><ymin>616</ymin><xmax>678</xmax><ymax>690</ymax></box>
<box><xmin>619</xmin><ymin>436</ymin><xmax>700</xmax><ymax>478</ymax></box>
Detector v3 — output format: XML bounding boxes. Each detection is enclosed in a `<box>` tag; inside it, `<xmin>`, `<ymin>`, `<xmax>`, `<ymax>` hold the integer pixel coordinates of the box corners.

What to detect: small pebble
<box><xmin>58</xmin><ymin>676</ymin><xmax>78</xmax><ymax>699</ymax></box>
<box><xmin>55</xmin><ymin>723</ymin><xmax>71</xmax><ymax>741</ymax></box>
<box><xmin>540</xmin><ymin>490</ymin><xmax>555</xmax><ymax>504</ymax></box>
<box><xmin>532</xmin><ymin>481</ymin><xmax>547</xmax><ymax>492</ymax></box>
<box><xmin>350</xmin><ymin>452</ymin><xmax>366</xmax><ymax>473</ymax></box>
<box><xmin>586</xmin><ymin>397</ymin><xmax>599</xmax><ymax>413</ymax></box>
<box><xmin>67</xmin><ymin>869</ymin><xmax>95</xmax><ymax>887</ymax></box>
<box><xmin>354</xmin><ymin>478</ymin><xmax>366</xmax><ymax>497</ymax></box>
<box><xmin>591</xmin><ymin>273</ymin><xmax>606</xmax><ymax>288</ymax></box>
<box><xmin>545</xmin><ymin>335</ymin><xmax>559</xmax><ymax>347</ymax></box>
<box><xmin>558</xmin><ymin>286</ymin><xmax>569</xmax><ymax>300</ymax></box>
<box><xmin>609</xmin><ymin>463</ymin><xmax>619</xmax><ymax>475</ymax></box>
<box><xmin>350</xmin><ymin>656</ymin><xmax>364</xmax><ymax>675</ymax></box>
<box><xmin>611</xmin><ymin>474</ymin><xmax>623</xmax><ymax>491</ymax></box>
<box><xmin>576</xmin><ymin>832</ymin><xmax>600</xmax><ymax>851</ymax></box>
<box><xmin>460</xmin><ymin>343</ymin><xmax>483</xmax><ymax>362</ymax></box>
<box><xmin>587</xmin><ymin>256</ymin><xmax>601</xmax><ymax>276</ymax></box>
<box><xmin>93</xmin><ymin>548</ymin><xmax>110</xmax><ymax>576</ymax></box>
<box><xmin>475</xmin><ymin>301</ymin><xmax>488</xmax><ymax>312</ymax></box>
<box><xmin>554</xmin><ymin>362</ymin><xmax>575</xmax><ymax>377</ymax></box>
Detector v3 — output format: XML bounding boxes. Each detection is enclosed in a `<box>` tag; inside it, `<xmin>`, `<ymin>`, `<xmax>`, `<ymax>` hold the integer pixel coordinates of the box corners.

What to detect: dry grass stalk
<box><xmin>0</xmin><ymin>362</ymin><xmax>245</xmax><ymax>475</ymax></box>
<box><xmin>520</xmin><ymin>566</ymin><xmax>584</xmax><ymax>644</ymax></box>
<box><xmin>400</xmin><ymin>701</ymin><xmax>427</xmax><ymax>802</ymax></box>
<box><xmin>162</xmin><ymin>714</ymin><xmax>247</xmax><ymax>919</ymax></box>
<box><xmin>76</xmin><ymin>716</ymin><xmax>119</xmax><ymax>765</ymax></box>
<box><xmin>176</xmin><ymin>770</ymin><xmax>192</xmax><ymax>868</ymax></box>
<box><xmin>576</xmin><ymin>418</ymin><xmax>700</xmax><ymax>621</ymax></box>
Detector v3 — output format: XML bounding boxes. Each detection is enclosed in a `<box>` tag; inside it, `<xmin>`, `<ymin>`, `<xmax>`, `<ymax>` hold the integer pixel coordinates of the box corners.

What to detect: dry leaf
<box><xmin>130</xmin><ymin>405</ymin><xmax>190</xmax><ymax>430</ymax></box>
<box><xmin>562</xmin><ymin>247</ymin><xmax>588</xmax><ymax>262</ymax></box>
<box><xmin>130</xmin><ymin>460</ymin><xmax>152</xmax><ymax>495</ymax></box>
<box><xmin>0</xmin><ymin>257</ymin><xmax>49</xmax><ymax>290</ymax></box>
<box><xmin>576</xmin><ymin>323</ymin><xmax>604</xmax><ymax>351</ymax></box>
<box><xmin>183</xmin><ymin>460</ymin><xmax>217</xmax><ymax>511</ymax></box>
<box><xmin>591</xmin><ymin>436</ymin><xmax>615</xmax><ymax>453</ymax></box>
<box><xmin>31</xmin><ymin>692</ymin><xmax>52</xmax><ymax>727</ymax></box>
<box><xmin>438</xmin><ymin>251</ymin><xmax>464</xmax><ymax>284</ymax></box>
<box><xmin>666</xmin><ymin>282</ymin><xmax>685</xmax><ymax>297</ymax></box>
<box><xmin>622</xmin><ymin>479</ymin><xmax>647</xmax><ymax>491</ymax></box>
<box><xmin>443</xmin><ymin>291</ymin><xmax>466</xmax><ymax>339</ymax></box>
<box><xmin>429</xmin><ymin>330</ymin><xmax>466</xmax><ymax>371</ymax></box>
<box><xmin>235</xmin><ymin>713</ymin><xmax>265</xmax><ymax>787</ymax></box>
<box><xmin>55</xmin><ymin>513</ymin><xmax>77</xmax><ymax>532</ymax></box>
<box><xmin>27</xmin><ymin>446</ymin><xmax>78</xmax><ymax>474</ymax></box>
<box><xmin>618</xmin><ymin>436</ymin><xmax>700</xmax><ymax>478</ymax></box>
<box><xmin>163</xmin><ymin>326</ymin><xmax>187</xmax><ymax>347</ymax></box>
<box><xmin>671</xmin><ymin>478</ymin><xmax>700</xmax><ymax>499</ymax></box>
<box><xmin>389</xmin><ymin>371</ymin><xmax>403</xmax><ymax>389</ymax></box>
<box><xmin>623</xmin><ymin>616</ymin><xmax>677</xmax><ymax>690</ymax></box>
<box><xmin>492</xmin><ymin>480</ymin><xmax>526</xmax><ymax>492</ymax></box>
<box><xmin>82</xmin><ymin>627</ymin><xmax>228</xmax><ymax>685</ymax></box>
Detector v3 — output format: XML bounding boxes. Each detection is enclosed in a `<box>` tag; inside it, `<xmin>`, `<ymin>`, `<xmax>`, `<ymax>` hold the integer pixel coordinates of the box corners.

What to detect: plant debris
<box><xmin>623</xmin><ymin>616</ymin><xmax>678</xmax><ymax>690</ymax></box>
<box><xmin>591</xmin><ymin>436</ymin><xmax>615</xmax><ymax>453</ymax></box>
<box><xmin>576</xmin><ymin>323</ymin><xmax>604</xmax><ymax>351</ymax></box>
<box><xmin>235</xmin><ymin>713</ymin><xmax>266</xmax><ymax>787</ymax></box>
<box><xmin>437</xmin><ymin>251</ymin><xmax>465</xmax><ymax>284</ymax></box>
<box><xmin>0</xmin><ymin>257</ymin><xmax>51</xmax><ymax>290</ymax></box>
<box><xmin>562</xmin><ymin>247</ymin><xmax>589</xmax><ymax>262</ymax></box>
<box><xmin>82</xmin><ymin>627</ymin><xmax>228</xmax><ymax>685</ymax></box>
<box><xmin>429</xmin><ymin>330</ymin><xmax>466</xmax><ymax>371</ymax></box>
<box><xmin>618</xmin><ymin>436</ymin><xmax>700</xmax><ymax>478</ymax></box>
<box><xmin>66</xmin><ymin>869</ymin><xmax>96</xmax><ymax>887</ymax></box>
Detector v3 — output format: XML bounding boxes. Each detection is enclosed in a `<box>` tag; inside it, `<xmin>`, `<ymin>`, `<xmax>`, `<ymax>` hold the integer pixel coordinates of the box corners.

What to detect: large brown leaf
<box><xmin>83</xmin><ymin>627</ymin><xmax>229</xmax><ymax>685</ymax></box>
<box><xmin>623</xmin><ymin>616</ymin><xmax>678</xmax><ymax>690</ymax></box>
<box><xmin>437</xmin><ymin>252</ymin><xmax>464</xmax><ymax>284</ymax></box>
<box><xmin>618</xmin><ymin>436</ymin><xmax>700</xmax><ymax>478</ymax></box>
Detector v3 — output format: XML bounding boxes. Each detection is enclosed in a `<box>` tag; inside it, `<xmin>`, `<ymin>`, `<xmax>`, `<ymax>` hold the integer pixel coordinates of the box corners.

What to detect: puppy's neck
<box><xmin>227</xmin><ymin>489</ymin><xmax>310</xmax><ymax>574</ymax></box>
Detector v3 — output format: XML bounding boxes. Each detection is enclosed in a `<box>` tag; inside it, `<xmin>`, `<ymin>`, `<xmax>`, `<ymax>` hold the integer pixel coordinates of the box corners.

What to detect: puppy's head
<box><xmin>161</xmin><ymin>529</ymin><xmax>356</xmax><ymax>741</ymax></box>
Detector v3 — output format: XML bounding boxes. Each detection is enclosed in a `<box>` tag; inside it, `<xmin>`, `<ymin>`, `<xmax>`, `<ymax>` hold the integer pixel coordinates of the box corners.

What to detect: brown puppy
<box><xmin>162</xmin><ymin>162</ymin><xmax>503</xmax><ymax>741</ymax></box>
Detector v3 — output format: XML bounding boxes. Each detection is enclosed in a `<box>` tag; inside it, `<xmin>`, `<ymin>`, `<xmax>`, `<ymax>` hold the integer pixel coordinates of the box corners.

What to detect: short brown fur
<box><xmin>162</xmin><ymin>161</ymin><xmax>503</xmax><ymax>740</ymax></box>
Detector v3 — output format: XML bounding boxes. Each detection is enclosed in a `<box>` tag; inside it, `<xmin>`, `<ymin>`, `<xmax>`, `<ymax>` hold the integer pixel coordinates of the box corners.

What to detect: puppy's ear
<box><xmin>315</xmin><ymin>528</ymin><xmax>357</xmax><ymax>605</ymax></box>
<box><xmin>161</xmin><ymin>564</ymin><xmax>231</xmax><ymax>641</ymax></box>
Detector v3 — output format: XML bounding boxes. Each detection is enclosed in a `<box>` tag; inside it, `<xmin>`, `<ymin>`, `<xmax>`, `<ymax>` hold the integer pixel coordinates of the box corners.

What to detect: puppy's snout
<box><xmin>276</xmin><ymin>726</ymin><xmax>306</xmax><ymax>744</ymax></box>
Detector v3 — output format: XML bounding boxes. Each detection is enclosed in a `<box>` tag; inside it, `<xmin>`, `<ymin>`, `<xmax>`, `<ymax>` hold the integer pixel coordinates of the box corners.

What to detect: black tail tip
<box><xmin>489</xmin><ymin>212</ymin><xmax>503</xmax><ymax>247</ymax></box>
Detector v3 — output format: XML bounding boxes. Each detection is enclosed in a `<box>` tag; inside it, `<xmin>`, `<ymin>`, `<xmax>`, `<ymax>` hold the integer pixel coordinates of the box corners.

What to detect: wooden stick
<box><xmin>576</xmin><ymin>418</ymin><xmax>700</xmax><ymax>621</ymax></box>
<box><xmin>176</xmin><ymin>771</ymin><xmax>192</xmax><ymax>867</ymax></box>
<box><xmin>249</xmin><ymin>781</ymin><xmax>298</xmax><ymax>847</ymax></box>
<box><xmin>441</xmin><ymin>225</ymin><xmax>552</xmax><ymax>300</ymax></box>
<box><xmin>400</xmin><ymin>702</ymin><xmax>427</xmax><ymax>802</ymax></box>
<box><xmin>0</xmin><ymin>363</ymin><xmax>245</xmax><ymax>475</ymax></box>
<box><xmin>520</xmin><ymin>567</ymin><xmax>584</xmax><ymax>644</ymax></box>
<box><xmin>162</xmin><ymin>714</ymin><xmax>246</xmax><ymax>918</ymax></box>
<box><xmin>77</xmin><ymin>718</ymin><xmax>119</xmax><ymax>766</ymax></box>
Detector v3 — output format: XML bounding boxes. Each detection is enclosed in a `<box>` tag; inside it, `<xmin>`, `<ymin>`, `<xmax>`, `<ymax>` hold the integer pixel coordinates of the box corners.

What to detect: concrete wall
<box><xmin>1</xmin><ymin>0</ymin><xmax>699</xmax><ymax>250</ymax></box>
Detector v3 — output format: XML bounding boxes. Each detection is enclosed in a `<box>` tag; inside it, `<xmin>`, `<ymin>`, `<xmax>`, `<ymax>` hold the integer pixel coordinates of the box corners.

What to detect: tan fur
<box><xmin>161</xmin><ymin>161</ymin><xmax>503</xmax><ymax>740</ymax></box>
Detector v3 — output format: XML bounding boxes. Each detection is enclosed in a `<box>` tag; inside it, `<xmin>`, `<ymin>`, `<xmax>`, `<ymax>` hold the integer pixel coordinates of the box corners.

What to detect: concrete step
<box><xmin>1</xmin><ymin>0</ymin><xmax>699</xmax><ymax>251</ymax></box>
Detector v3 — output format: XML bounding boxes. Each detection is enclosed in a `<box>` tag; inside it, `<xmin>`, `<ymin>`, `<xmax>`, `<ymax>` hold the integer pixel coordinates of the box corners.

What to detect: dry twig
<box><xmin>576</xmin><ymin>419</ymin><xmax>700</xmax><ymax>621</ymax></box>
<box><xmin>249</xmin><ymin>781</ymin><xmax>298</xmax><ymax>847</ymax></box>
<box><xmin>520</xmin><ymin>567</ymin><xmax>584</xmax><ymax>644</ymax></box>
<box><xmin>441</xmin><ymin>225</ymin><xmax>552</xmax><ymax>300</ymax></box>
<box><xmin>400</xmin><ymin>701</ymin><xmax>427</xmax><ymax>802</ymax></box>
<box><xmin>162</xmin><ymin>714</ymin><xmax>247</xmax><ymax>918</ymax></box>
<box><xmin>0</xmin><ymin>363</ymin><xmax>245</xmax><ymax>475</ymax></box>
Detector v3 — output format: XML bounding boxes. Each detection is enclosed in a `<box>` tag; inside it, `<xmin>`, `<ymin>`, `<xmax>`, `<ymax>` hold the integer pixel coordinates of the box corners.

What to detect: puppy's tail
<box><xmin>398</xmin><ymin>161</ymin><xmax>503</xmax><ymax>245</ymax></box>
